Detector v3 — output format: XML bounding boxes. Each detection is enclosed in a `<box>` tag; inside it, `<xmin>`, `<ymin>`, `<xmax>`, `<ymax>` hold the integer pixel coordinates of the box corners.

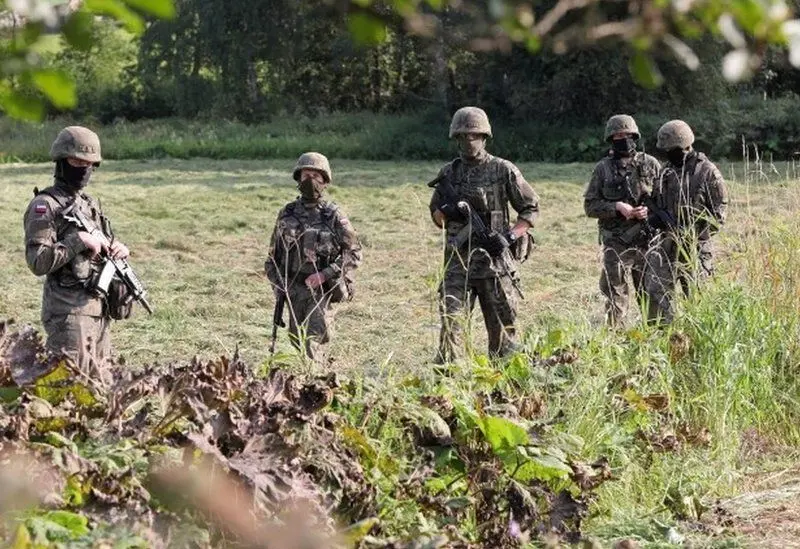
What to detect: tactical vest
<box><xmin>33</xmin><ymin>186</ymin><xmax>108</xmax><ymax>288</ymax></box>
<box><xmin>275</xmin><ymin>200</ymin><xmax>342</xmax><ymax>278</ymax></box>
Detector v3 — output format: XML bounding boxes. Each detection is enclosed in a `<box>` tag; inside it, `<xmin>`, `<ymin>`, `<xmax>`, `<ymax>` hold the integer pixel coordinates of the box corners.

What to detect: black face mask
<box><xmin>611</xmin><ymin>137</ymin><xmax>636</xmax><ymax>157</ymax></box>
<box><xmin>298</xmin><ymin>177</ymin><xmax>325</xmax><ymax>202</ymax></box>
<box><xmin>666</xmin><ymin>148</ymin><xmax>687</xmax><ymax>167</ymax></box>
<box><xmin>55</xmin><ymin>159</ymin><xmax>93</xmax><ymax>191</ymax></box>
<box><xmin>457</xmin><ymin>136</ymin><xmax>486</xmax><ymax>160</ymax></box>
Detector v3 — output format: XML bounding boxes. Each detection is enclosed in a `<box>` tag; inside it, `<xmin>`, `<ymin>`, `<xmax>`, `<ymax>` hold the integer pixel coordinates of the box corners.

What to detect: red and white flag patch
<box><xmin>33</xmin><ymin>202</ymin><xmax>48</xmax><ymax>216</ymax></box>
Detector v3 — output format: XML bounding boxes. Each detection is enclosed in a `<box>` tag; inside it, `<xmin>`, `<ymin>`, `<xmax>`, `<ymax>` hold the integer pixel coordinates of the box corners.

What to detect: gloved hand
<box><xmin>439</xmin><ymin>202</ymin><xmax>465</xmax><ymax>222</ymax></box>
<box><xmin>482</xmin><ymin>231</ymin><xmax>511</xmax><ymax>257</ymax></box>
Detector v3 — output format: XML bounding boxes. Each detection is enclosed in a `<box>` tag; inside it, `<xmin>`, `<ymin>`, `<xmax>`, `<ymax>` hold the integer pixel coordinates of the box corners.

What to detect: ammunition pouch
<box><xmin>106</xmin><ymin>276</ymin><xmax>133</xmax><ymax>320</ymax></box>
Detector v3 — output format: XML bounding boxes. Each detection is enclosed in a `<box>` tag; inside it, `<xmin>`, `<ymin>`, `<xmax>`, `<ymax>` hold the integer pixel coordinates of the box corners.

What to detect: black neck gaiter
<box><xmin>55</xmin><ymin>159</ymin><xmax>93</xmax><ymax>192</ymax></box>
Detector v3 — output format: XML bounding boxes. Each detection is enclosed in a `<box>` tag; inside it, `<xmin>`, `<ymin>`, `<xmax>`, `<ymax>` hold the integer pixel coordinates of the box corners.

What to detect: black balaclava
<box><xmin>611</xmin><ymin>137</ymin><xmax>636</xmax><ymax>157</ymax></box>
<box><xmin>55</xmin><ymin>159</ymin><xmax>93</xmax><ymax>192</ymax></box>
<box><xmin>666</xmin><ymin>148</ymin><xmax>688</xmax><ymax>167</ymax></box>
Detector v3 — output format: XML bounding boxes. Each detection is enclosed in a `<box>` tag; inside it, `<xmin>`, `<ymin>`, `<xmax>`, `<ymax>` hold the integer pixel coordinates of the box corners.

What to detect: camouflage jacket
<box><xmin>429</xmin><ymin>151</ymin><xmax>539</xmax><ymax>278</ymax></box>
<box><xmin>651</xmin><ymin>151</ymin><xmax>728</xmax><ymax>241</ymax></box>
<box><xmin>265</xmin><ymin>197</ymin><xmax>362</xmax><ymax>291</ymax></box>
<box><xmin>583</xmin><ymin>152</ymin><xmax>661</xmax><ymax>243</ymax></box>
<box><xmin>23</xmin><ymin>182</ymin><xmax>109</xmax><ymax>318</ymax></box>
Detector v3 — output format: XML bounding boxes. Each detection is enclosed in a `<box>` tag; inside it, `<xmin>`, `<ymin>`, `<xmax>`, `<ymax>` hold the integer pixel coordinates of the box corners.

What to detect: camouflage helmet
<box><xmin>604</xmin><ymin>115</ymin><xmax>640</xmax><ymax>141</ymax></box>
<box><xmin>657</xmin><ymin>120</ymin><xmax>695</xmax><ymax>150</ymax></box>
<box><xmin>449</xmin><ymin>106</ymin><xmax>492</xmax><ymax>138</ymax></box>
<box><xmin>293</xmin><ymin>152</ymin><xmax>331</xmax><ymax>183</ymax></box>
<box><xmin>49</xmin><ymin>126</ymin><xmax>102</xmax><ymax>163</ymax></box>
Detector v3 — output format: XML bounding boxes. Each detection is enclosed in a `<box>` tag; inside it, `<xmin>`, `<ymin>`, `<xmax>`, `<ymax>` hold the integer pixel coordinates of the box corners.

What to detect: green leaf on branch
<box><xmin>32</xmin><ymin>69</ymin><xmax>76</xmax><ymax>109</ymax></box>
<box><xmin>61</xmin><ymin>11</ymin><xmax>96</xmax><ymax>51</ymax></box>
<box><xmin>348</xmin><ymin>12</ymin><xmax>388</xmax><ymax>45</ymax></box>
<box><xmin>629</xmin><ymin>51</ymin><xmax>664</xmax><ymax>89</ymax></box>
<box><xmin>124</xmin><ymin>0</ymin><xmax>176</xmax><ymax>19</ymax></box>
<box><xmin>85</xmin><ymin>0</ymin><xmax>145</xmax><ymax>34</ymax></box>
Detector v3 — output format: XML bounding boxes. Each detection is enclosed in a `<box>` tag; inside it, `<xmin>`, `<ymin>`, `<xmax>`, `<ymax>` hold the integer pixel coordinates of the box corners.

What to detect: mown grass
<box><xmin>1</xmin><ymin>157</ymin><xmax>799</xmax><ymax>546</ymax></box>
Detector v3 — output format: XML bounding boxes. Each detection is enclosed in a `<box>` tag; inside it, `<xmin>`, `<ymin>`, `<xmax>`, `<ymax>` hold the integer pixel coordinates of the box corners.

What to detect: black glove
<box><xmin>439</xmin><ymin>202</ymin><xmax>465</xmax><ymax>222</ymax></box>
<box><xmin>482</xmin><ymin>231</ymin><xmax>511</xmax><ymax>257</ymax></box>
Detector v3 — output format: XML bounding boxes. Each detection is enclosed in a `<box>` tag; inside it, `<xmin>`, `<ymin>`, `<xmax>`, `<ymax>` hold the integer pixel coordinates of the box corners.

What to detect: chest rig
<box><xmin>34</xmin><ymin>186</ymin><xmax>109</xmax><ymax>287</ymax></box>
<box><xmin>276</xmin><ymin>200</ymin><xmax>341</xmax><ymax>276</ymax></box>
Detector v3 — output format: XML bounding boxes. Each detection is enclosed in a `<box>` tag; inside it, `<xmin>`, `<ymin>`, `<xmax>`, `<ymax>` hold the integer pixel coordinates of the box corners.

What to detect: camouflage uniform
<box><xmin>584</xmin><ymin>115</ymin><xmax>661</xmax><ymax>325</ymax></box>
<box><xmin>644</xmin><ymin>120</ymin><xmax>728</xmax><ymax>323</ymax></box>
<box><xmin>22</xmin><ymin>126</ymin><xmax>113</xmax><ymax>381</ymax></box>
<box><xmin>265</xmin><ymin>153</ymin><xmax>362</xmax><ymax>360</ymax></box>
<box><xmin>430</xmin><ymin>107</ymin><xmax>539</xmax><ymax>362</ymax></box>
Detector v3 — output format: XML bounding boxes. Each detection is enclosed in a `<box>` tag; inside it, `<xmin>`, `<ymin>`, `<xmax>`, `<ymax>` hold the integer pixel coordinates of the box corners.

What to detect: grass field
<box><xmin>0</xmin><ymin>159</ymin><xmax>605</xmax><ymax>371</ymax></box>
<box><xmin>2</xmin><ymin>157</ymin><xmax>800</xmax><ymax>546</ymax></box>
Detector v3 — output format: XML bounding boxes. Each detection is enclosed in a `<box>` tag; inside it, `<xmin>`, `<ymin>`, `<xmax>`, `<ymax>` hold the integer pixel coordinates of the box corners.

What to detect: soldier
<box><xmin>584</xmin><ymin>115</ymin><xmax>661</xmax><ymax>326</ymax></box>
<box><xmin>23</xmin><ymin>126</ymin><xmax>130</xmax><ymax>382</ymax></box>
<box><xmin>644</xmin><ymin>120</ymin><xmax>728</xmax><ymax>324</ymax></box>
<box><xmin>429</xmin><ymin>107</ymin><xmax>539</xmax><ymax>363</ymax></box>
<box><xmin>265</xmin><ymin>152</ymin><xmax>362</xmax><ymax>361</ymax></box>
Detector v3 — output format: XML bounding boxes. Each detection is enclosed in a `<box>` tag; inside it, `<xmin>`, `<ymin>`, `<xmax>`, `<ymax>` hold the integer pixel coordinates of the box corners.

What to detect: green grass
<box><xmin>2</xmin><ymin>158</ymin><xmax>800</xmax><ymax>546</ymax></box>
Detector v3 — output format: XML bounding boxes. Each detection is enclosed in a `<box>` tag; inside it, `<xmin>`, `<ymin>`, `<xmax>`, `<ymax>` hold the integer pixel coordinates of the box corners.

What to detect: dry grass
<box><xmin>0</xmin><ymin>158</ymin><xmax>794</xmax><ymax>375</ymax></box>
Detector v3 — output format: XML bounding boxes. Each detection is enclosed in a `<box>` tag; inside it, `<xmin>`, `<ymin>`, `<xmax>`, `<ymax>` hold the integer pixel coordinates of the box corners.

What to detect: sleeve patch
<box><xmin>33</xmin><ymin>202</ymin><xmax>48</xmax><ymax>216</ymax></box>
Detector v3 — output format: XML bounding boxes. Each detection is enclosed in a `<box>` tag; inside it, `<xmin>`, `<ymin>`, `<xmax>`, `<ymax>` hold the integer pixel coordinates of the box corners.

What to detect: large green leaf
<box><xmin>84</xmin><ymin>0</ymin><xmax>145</xmax><ymax>34</ymax></box>
<box><xmin>347</xmin><ymin>12</ymin><xmax>388</xmax><ymax>45</ymax></box>
<box><xmin>31</xmin><ymin>69</ymin><xmax>76</xmax><ymax>109</ymax></box>
<box><xmin>61</xmin><ymin>11</ymin><xmax>95</xmax><ymax>51</ymax></box>
<box><xmin>124</xmin><ymin>0</ymin><xmax>176</xmax><ymax>19</ymax></box>
<box><xmin>0</xmin><ymin>90</ymin><xmax>45</xmax><ymax>121</ymax></box>
<box><xmin>629</xmin><ymin>51</ymin><xmax>664</xmax><ymax>89</ymax></box>
<box><xmin>478</xmin><ymin>415</ymin><xmax>529</xmax><ymax>459</ymax></box>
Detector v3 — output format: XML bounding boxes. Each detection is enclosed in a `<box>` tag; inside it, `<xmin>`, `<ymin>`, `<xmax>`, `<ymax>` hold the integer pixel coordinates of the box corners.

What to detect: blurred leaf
<box><xmin>11</xmin><ymin>524</ymin><xmax>32</xmax><ymax>549</ymax></box>
<box><xmin>723</xmin><ymin>49</ymin><xmax>752</xmax><ymax>81</ymax></box>
<box><xmin>61</xmin><ymin>11</ymin><xmax>95</xmax><ymax>51</ymax></box>
<box><xmin>31</xmin><ymin>69</ymin><xmax>76</xmax><ymax>109</ymax></box>
<box><xmin>342</xmin><ymin>517</ymin><xmax>379</xmax><ymax>546</ymax></box>
<box><xmin>124</xmin><ymin>0</ymin><xmax>176</xmax><ymax>18</ymax></box>
<box><xmin>85</xmin><ymin>0</ymin><xmax>145</xmax><ymax>34</ymax></box>
<box><xmin>0</xmin><ymin>90</ymin><xmax>45</xmax><ymax>121</ymax></box>
<box><xmin>347</xmin><ymin>12</ymin><xmax>388</xmax><ymax>44</ymax></box>
<box><xmin>629</xmin><ymin>51</ymin><xmax>664</xmax><ymax>89</ymax></box>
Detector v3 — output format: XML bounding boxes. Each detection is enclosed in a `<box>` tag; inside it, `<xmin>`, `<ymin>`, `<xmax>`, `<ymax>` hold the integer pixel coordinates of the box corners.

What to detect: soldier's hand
<box><xmin>615</xmin><ymin>202</ymin><xmax>636</xmax><ymax>220</ymax></box>
<box><xmin>632</xmin><ymin>206</ymin><xmax>649</xmax><ymax>220</ymax></box>
<box><xmin>482</xmin><ymin>231</ymin><xmax>510</xmax><ymax>257</ymax></box>
<box><xmin>78</xmin><ymin>231</ymin><xmax>105</xmax><ymax>258</ymax></box>
<box><xmin>305</xmin><ymin>272</ymin><xmax>327</xmax><ymax>290</ymax></box>
<box><xmin>109</xmin><ymin>240</ymin><xmax>129</xmax><ymax>260</ymax></box>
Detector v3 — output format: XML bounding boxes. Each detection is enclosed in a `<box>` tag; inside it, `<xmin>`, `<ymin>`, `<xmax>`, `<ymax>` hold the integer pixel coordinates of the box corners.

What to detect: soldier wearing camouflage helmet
<box><xmin>643</xmin><ymin>120</ymin><xmax>728</xmax><ymax>323</ymax></box>
<box><xmin>429</xmin><ymin>107</ymin><xmax>539</xmax><ymax>364</ymax></box>
<box><xmin>265</xmin><ymin>152</ymin><xmax>362</xmax><ymax>361</ymax></box>
<box><xmin>584</xmin><ymin>115</ymin><xmax>661</xmax><ymax>325</ymax></box>
<box><xmin>23</xmin><ymin>126</ymin><xmax>131</xmax><ymax>383</ymax></box>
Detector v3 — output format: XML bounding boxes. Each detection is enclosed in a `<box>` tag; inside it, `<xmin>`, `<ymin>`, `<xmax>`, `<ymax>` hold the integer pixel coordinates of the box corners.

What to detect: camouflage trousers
<box><xmin>644</xmin><ymin>236</ymin><xmax>715</xmax><ymax>324</ymax></box>
<box><xmin>599</xmin><ymin>238</ymin><xmax>648</xmax><ymax>326</ymax></box>
<box><xmin>286</xmin><ymin>284</ymin><xmax>332</xmax><ymax>361</ymax></box>
<box><xmin>436</xmin><ymin>272</ymin><xmax>518</xmax><ymax>363</ymax></box>
<box><xmin>43</xmin><ymin>313</ymin><xmax>111</xmax><ymax>384</ymax></box>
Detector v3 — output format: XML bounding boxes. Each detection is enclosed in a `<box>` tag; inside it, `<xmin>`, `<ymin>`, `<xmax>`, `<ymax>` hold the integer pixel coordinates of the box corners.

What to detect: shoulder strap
<box><xmin>34</xmin><ymin>186</ymin><xmax>74</xmax><ymax>210</ymax></box>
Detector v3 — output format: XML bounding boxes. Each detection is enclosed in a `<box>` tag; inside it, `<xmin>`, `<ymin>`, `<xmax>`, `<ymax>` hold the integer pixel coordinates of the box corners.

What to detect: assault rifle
<box><xmin>428</xmin><ymin>172</ymin><xmax>525</xmax><ymax>299</ymax></box>
<box><xmin>62</xmin><ymin>204</ymin><xmax>153</xmax><ymax>315</ymax></box>
<box><xmin>617</xmin><ymin>170</ymin><xmax>677</xmax><ymax>243</ymax></box>
<box><xmin>269</xmin><ymin>290</ymin><xmax>286</xmax><ymax>354</ymax></box>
